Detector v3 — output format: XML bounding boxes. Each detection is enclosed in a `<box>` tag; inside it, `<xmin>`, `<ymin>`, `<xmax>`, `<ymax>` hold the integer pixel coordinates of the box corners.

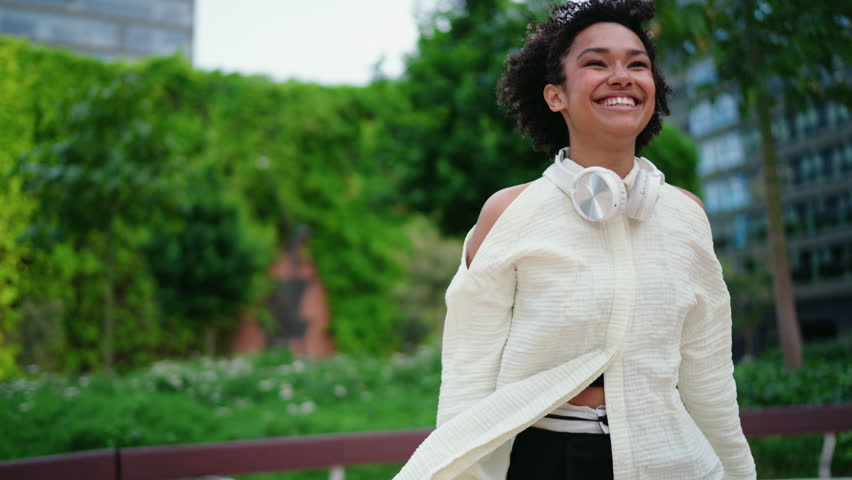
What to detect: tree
<box><xmin>639</xmin><ymin>125</ymin><xmax>701</xmax><ymax>195</ymax></box>
<box><xmin>14</xmin><ymin>73</ymin><xmax>178</xmax><ymax>373</ymax></box>
<box><xmin>654</xmin><ymin>0</ymin><xmax>852</xmax><ymax>369</ymax></box>
<box><xmin>722</xmin><ymin>259</ymin><xmax>772</xmax><ymax>360</ymax></box>
<box><xmin>379</xmin><ymin>0</ymin><xmax>542</xmax><ymax>235</ymax></box>
<box><xmin>143</xmin><ymin>166</ymin><xmax>269</xmax><ymax>356</ymax></box>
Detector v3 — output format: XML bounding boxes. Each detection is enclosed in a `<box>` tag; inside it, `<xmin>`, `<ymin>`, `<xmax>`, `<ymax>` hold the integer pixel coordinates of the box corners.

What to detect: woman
<box><xmin>394</xmin><ymin>1</ymin><xmax>756</xmax><ymax>479</ymax></box>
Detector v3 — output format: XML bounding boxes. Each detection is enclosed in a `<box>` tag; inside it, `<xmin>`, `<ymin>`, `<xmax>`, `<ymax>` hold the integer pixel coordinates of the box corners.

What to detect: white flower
<box><xmin>19</xmin><ymin>401</ymin><xmax>33</xmax><ymax>412</ymax></box>
<box><xmin>167</xmin><ymin>375</ymin><xmax>182</xmax><ymax>389</ymax></box>
<box><xmin>63</xmin><ymin>387</ymin><xmax>80</xmax><ymax>399</ymax></box>
<box><xmin>235</xmin><ymin>398</ymin><xmax>250</xmax><ymax>408</ymax></box>
<box><xmin>333</xmin><ymin>385</ymin><xmax>347</xmax><ymax>397</ymax></box>
<box><xmin>215</xmin><ymin>407</ymin><xmax>230</xmax><ymax>416</ymax></box>
<box><xmin>258</xmin><ymin>379</ymin><xmax>275</xmax><ymax>391</ymax></box>
<box><xmin>79</xmin><ymin>376</ymin><xmax>90</xmax><ymax>387</ymax></box>
<box><xmin>300</xmin><ymin>400</ymin><xmax>315</xmax><ymax>414</ymax></box>
<box><xmin>279</xmin><ymin>383</ymin><xmax>293</xmax><ymax>400</ymax></box>
<box><xmin>256</xmin><ymin>156</ymin><xmax>270</xmax><ymax>170</ymax></box>
<box><xmin>292</xmin><ymin>360</ymin><xmax>305</xmax><ymax>373</ymax></box>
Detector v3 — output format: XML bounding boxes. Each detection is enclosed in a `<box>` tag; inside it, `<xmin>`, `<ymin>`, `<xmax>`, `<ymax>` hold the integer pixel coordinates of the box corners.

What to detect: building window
<box><xmin>157</xmin><ymin>0</ymin><xmax>193</xmax><ymax>27</ymax></box>
<box><xmin>703</xmin><ymin>174</ymin><xmax>750</xmax><ymax>214</ymax></box>
<box><xmin>0</xmin><ymin>8</ymin><xmax>36</xmax><ymax>36</ymax></box>
<box><xmin>0</xmin><ymin>7</ymin><xmax>119</xmax><ymax>49</ymax></box>
<box><xmin>772</xmin><ymin>116</ymin><xmax>792</xmax><ymax>144</ymax></box>
<box><xmin>125</xmin><ymin>25</ymin><xmax>152</xmax><ymax>52</ymax></box>
<box><xmin>155</xmin><ymin>29</ymin><xmax>190</xmax><ymax>55</ymax></box>
<box><xmin>794</xmin><ymin>107</ymin><xmax>820</xmax><ymax>138</ymax></box>
<box><xmin>686</xmin><ymin>58</ymin><xmax>717</xmax><ymax>98</ymax></box>
<box><xmin>125</xmin><ymin>25</ymin><xmax>190</xmax><ymax>55</ymax></box>
<box><xmin>826</xmin><ymin>103</ymin><xmax>850</xmax><ymax>127</ymax></box>
<box><xmin>77</xmin><ymin>0</ymin><xmax>154</xmax><ymax>21</ymax></box>
<box><xmin>23</xmin><ymin>0</ymin><xmax>67</xmax><ymax>7</ymax></box>
<box><xmin>698</xmin><ymin>131</ymin><xmax>745</xmax><ymax>175</ymax></box>
<box><xmin>689</xmin><ymin>93</ymin><xmax>739</xmax><ymax>137</ymax></box>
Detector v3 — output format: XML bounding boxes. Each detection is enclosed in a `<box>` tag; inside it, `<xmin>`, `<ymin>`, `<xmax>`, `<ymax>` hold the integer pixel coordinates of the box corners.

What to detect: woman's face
<box><xmin>548</xmin><ymin>22</ymin><xmax>656</xmax><ymax>145</ymax></box>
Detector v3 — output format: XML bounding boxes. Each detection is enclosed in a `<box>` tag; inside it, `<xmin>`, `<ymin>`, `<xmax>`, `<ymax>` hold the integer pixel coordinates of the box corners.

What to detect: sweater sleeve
<box><xmin>678</xmin><ymin>212</ymin><xmax>757</xmax><ymax>480</ymax></box>
<box><xmin>434</xmin><ymin>228</ymin><xmax>517</xmax><ymax>479</ymax></box>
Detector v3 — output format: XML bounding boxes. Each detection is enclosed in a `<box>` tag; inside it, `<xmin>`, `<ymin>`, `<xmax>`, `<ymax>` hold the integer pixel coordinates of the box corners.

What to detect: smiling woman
<box><xmin>393</xmin><ymin>1</ymin><xmax>756</xmax><ymax>479</ymax></box>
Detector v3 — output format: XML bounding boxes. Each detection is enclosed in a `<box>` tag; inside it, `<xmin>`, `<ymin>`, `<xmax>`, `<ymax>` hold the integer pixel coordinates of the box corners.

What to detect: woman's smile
<box><xmin>593</xmin><ymin>95</ymin><xmax>643</xmax><ymax>111</ymax></box>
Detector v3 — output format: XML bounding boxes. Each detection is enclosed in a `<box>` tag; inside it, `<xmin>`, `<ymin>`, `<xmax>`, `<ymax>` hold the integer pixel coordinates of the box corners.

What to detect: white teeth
<box><xmin>600</xmin><ymin>96</ymin><xmax>636</xmax><ymax>106</ymax></box>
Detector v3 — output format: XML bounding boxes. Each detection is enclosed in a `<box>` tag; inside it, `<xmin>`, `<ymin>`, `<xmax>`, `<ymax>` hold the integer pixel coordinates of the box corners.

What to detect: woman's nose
<box><xmin>608</xmin><ymin>65</ymin><xmax>632</xmax><ymax>86</ymax></box>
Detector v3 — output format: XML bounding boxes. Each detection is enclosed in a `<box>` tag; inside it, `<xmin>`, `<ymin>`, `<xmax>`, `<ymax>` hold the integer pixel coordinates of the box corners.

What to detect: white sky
<box><xmin>194</xmin><ymin>0</ymin><xmax>441</xmax><ymax>86</ymax></box>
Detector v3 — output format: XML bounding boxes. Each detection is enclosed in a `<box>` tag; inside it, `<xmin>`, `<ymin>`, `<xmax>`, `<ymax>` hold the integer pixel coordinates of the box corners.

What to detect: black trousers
<box><xmin>506</xmin><ymin>427</ymin><xmax>614</xmax><ymax>479</ymax></box>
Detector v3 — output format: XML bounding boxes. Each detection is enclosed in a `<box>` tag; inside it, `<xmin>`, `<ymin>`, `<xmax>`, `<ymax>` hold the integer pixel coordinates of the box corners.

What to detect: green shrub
<box><xmin>2</xmin><ymin>339</ymin><xmax>850</xmax><ymax>477</ymax></box>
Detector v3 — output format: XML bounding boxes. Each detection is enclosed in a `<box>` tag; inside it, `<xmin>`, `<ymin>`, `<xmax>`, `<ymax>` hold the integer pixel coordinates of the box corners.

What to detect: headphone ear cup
<box><xmin>571</xmin><ymin>168</ymin><xmax>627</xmax><ymax>222</ymax></box>
<box><xmin>626</xmin><ymin>168</ymin><xmax>662</xmax><ymax>221</ymax></box>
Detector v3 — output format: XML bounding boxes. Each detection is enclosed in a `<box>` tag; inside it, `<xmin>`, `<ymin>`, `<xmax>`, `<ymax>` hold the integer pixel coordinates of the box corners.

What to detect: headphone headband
<box><xmin>545</xmin><ymin>147</ymin><xmax>664</xmax><ymax>222</ymax></box>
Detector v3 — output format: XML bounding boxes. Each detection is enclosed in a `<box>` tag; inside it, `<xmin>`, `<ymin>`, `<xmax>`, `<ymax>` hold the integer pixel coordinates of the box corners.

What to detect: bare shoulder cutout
<box><xmin>674</xmin><ymin>186</ymin><xmax>705</xmax><ymax>211</ymax></box>
<box><xmin>466</xmin><ymin>183</ymin><xmax>531</xmax><ymax>268</ymax></box>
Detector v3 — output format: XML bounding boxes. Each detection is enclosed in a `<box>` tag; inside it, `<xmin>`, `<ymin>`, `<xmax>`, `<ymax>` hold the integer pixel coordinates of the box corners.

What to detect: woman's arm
<box><xmin>437</xmin><ymin>184</ymin><xmax>527</xmax><ymax>426</ymax></box>
<box><xmin>430</xmin><ymin>186</ymin><xmax>526</xmax><ymax>479</ymax></box>
<box><xmin>678</xmin><ymin>201</ymin><xmax>757</xmax><ymax>480</ymax></box>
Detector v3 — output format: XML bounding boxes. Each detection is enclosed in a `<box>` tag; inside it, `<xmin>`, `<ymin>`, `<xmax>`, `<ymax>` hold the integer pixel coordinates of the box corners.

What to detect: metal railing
<box><xmin>3</xmin><ymin>403</ymin><xmax>851</xmax><ymax>480</ymax></box>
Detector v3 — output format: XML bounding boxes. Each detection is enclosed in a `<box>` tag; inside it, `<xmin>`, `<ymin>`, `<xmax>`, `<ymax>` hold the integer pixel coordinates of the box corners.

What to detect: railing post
<box><xmin>819</xmin><ymin>432</ymin><xmax>836</xmax><ymax>478</ymax></box>
<box><xmin>329</xmin><ymin>465</ymin><xmax>345</xmax><ymax>480</ymax></box>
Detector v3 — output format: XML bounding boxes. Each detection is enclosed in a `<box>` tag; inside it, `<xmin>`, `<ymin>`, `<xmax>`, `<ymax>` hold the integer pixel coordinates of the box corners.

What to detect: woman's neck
<box><xmin>567</xmin><ymin>139</ymin><xmax>636</xmax><ymax>179</ymax></box>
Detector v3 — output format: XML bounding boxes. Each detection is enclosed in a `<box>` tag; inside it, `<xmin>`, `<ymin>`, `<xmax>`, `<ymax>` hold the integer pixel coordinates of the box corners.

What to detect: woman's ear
<box><xmin>543</xmin><ymin>83</ymin><xmax>567</xmax><ymax>112</ymax></box>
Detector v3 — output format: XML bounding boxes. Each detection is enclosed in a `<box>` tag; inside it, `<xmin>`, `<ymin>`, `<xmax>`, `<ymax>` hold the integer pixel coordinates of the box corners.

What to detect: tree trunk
<box><xmin>103</xmin><ymin>230</ymin><xmax>116</xmax><ymax>375</ymax></box>
<box><xmin>744</xmin><ymin>326</ymin><xmax>755</xmax><ymax>361</ymax></box>
<box><xmin>204</xmin><ymin>326</ymin><xmax>216</xmax><ymax>357</ymax></box>
<box><xmin>755</xmin><ymin>94</ymin><xmax>804</xmax><ymax>369</ymax></box>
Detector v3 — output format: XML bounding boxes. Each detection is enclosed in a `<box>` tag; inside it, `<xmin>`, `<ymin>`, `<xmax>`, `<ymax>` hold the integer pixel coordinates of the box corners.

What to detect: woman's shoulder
<box><xmin>466</xmin><ymin>178</ymin><xmax>553</xmax><ymax>268</ymax></box>
<box><xmin>466</xmin><ymin>183</ymin><xmax>530</xmax><ymax>268</ymax></box>
<box><xmin>658</xmin><ymin>183</ymin><xmax>716</xmax><ymax>252</ymax></box>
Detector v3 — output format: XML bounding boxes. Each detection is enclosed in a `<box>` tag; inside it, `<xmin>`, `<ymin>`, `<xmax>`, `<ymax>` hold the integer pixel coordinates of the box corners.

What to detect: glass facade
<box><xmin>703</xmin><ymin>174</ymin><xmax>750</xmax><ymax>214</ymax></box>
<box><xmin>677</xmin><ymin>61</ymin><xmax>852</xmax><ymax>340</ymax></box>
<box><xmin>125</xmin><ymin>25</ymin><xmax>191</xmax><ymax>55</ymax></box>
<box><xmin>698</xmin><ymin>131</ymin><xmax>745</xmax><ymax>175</ymax></box>
<box><xmin>0</xmin><ymin>0</ymin><xmax>193</xmax><ymax>60</ymax></box>
<box><xmin>688</xmin><ymin>93</ymin><xmax>739</xmax><ymax>137</ymax></box>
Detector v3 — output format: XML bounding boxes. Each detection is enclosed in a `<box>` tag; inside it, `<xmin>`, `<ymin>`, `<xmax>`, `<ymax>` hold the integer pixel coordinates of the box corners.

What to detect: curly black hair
<box><xmin>497</xmin><ymin>0</ymin><xmax>671</xmax><ymax>156</ymax></box>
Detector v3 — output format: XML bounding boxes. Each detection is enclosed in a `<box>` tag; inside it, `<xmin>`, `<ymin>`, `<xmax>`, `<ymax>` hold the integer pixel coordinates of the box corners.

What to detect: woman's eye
<box><xmin>585</xmin><ymin>60</ymin><xmax>606</xmax><ymax>67</ymax></box>
<box><xmin>630</xmin><ymin>61</ymin><xmax>649</xmax><ymax>69</ymax></box>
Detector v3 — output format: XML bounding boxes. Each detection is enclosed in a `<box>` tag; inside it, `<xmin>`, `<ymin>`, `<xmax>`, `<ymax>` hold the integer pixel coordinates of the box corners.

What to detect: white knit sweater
<box><xmin>393</xmin><ymin>158</ymin><xmax>757</xmax><ymax>480</ymax></box>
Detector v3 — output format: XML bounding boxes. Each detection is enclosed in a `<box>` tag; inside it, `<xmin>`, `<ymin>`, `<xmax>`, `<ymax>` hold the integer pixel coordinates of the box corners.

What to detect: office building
<box><xmin>667</xmin><ymin>59</ymin><xmax>852</xmax><ymax>342</ymax></box>
<box><xmin>0</xmin><ymin>0</ymin><xmax>194</xmax><ymax>61</ymax></box>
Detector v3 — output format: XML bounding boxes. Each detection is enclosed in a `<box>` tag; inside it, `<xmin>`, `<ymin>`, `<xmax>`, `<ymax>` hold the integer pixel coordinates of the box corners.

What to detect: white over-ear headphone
<box><xmin>544</xmin><ymin>147</ymin><xmax>665</xmax><ymax>222</ymax></box>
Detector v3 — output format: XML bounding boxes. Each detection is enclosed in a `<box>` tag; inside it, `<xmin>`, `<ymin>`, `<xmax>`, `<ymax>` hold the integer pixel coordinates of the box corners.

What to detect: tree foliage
<box><xmin>4</xmin><ymin>40</ymin><xmax>411</xmax><ymax>374</ymax></box>
<box><xmin>143</xmin><ymin>166</ymin><xmax>270</xmax><ymax>355</ymax></box>
<box><xmin>638</xmin><ymin>125</ymin><xmax>701</xmax><ymax>195</ymax></box>
<box><xmin>722</xmin><ymin>258</ymin><xmax>772</xmax><ymax>359</ymax></box>
<box><xmin>13</xmin><ymin>71</ymin><xmax>179</xmax><ymax>372</ymax></box>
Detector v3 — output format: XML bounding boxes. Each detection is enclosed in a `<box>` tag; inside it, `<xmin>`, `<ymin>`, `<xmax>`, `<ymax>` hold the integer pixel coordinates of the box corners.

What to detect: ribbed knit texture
<box><xmin>393</xmin><ymin>160</ymin><xmax>756</xmax><ymax>480</ymax></box>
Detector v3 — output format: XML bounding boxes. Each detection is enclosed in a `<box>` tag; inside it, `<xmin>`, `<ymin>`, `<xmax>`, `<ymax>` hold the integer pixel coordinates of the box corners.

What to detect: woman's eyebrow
<box><xmin>576</xmin><ymin>47</ymin><xmax>650</xmax><ymax>59</ymax></box>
